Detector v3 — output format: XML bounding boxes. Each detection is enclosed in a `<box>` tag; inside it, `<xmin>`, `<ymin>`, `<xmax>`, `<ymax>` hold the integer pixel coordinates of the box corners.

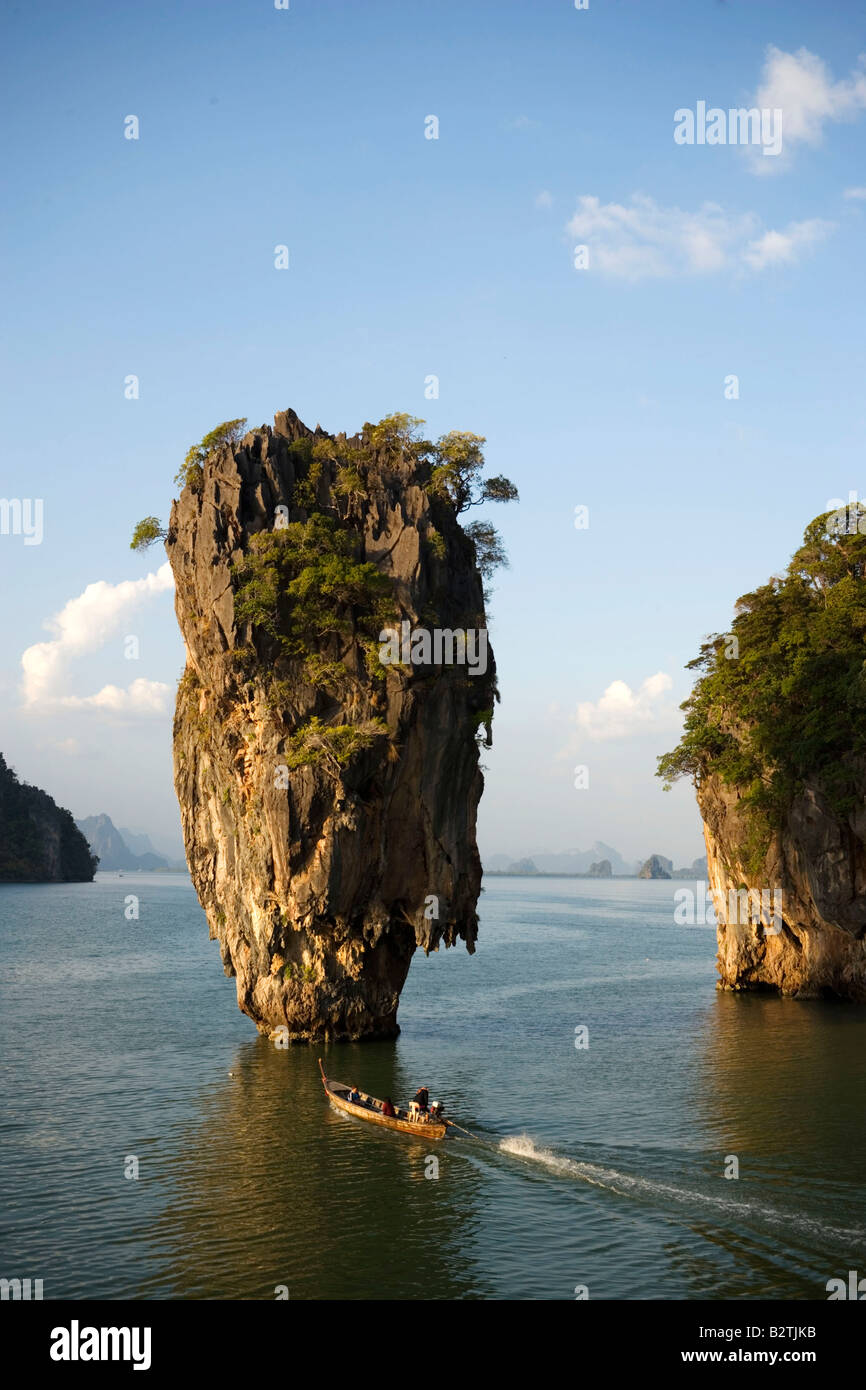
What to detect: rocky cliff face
<box><xmin>699</xmin><ymin>772</ymin><xmax>866</xmax><ymax>1001</ymax></box>
<box><xmin>167</xmin><ymin>409</ymin><xmax>496</xmax><ymax>1040</ymax></box>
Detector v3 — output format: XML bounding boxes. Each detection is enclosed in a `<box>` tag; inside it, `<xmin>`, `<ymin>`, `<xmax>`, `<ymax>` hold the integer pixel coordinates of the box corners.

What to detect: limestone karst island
<box><xmin>659</xmin><ymin>502</ymin><xmax>866</xmax><ymax>1002</ymax></box>
<box><xmin>6</xmin><ymin>0</ymin><xmax>866</xmax><ymax>1326</ymax></box>
<box><xmin>132</xmin><ymin>410</ymin><xmax>516</xmax><ymax>1041</ymax></box>
<box><xmin>0</xmin><ymin>753</ymin><xmax>97</xmax><ymax>882</ymax></box>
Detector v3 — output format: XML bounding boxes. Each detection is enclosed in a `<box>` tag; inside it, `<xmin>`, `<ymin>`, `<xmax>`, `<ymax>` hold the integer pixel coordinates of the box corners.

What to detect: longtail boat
<box><xmin>318</xmin><ymin>1058</ymin><xmax>449</xmax><ymax>1140</ymax></box>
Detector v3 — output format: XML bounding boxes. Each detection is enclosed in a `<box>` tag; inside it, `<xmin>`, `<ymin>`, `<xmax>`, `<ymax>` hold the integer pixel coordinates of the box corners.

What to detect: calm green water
<box><xmin>1</xmin><ymin>873</ymin><xmax>864</xmax><ymax>1300</ymax></box>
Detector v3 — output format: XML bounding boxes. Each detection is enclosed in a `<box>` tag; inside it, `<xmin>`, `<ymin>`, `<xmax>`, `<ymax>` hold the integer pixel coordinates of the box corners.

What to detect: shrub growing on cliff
<box><xmin>175</xmin><ymin>418</ymin><xmax>247</xmax><ymax>492</ymax></box>
<box><xmin>130</xmin><ymin>516</ymin><xmax>167</xmax><ymax>552</ymax></box>
<box><xmin>429</xmin><ymin>431</ymin><xmax>518</xmax><ymax>513</ymax></box>
<box><xmin>286</xmin><ymin>412</ymin><xmax>519</xmax><ymax>584</ymax></box>
<box><xmin>284</xmin><ymin>716</ymin><xmax>388</xmax><ymax>774</ymax></box>
<box><xmin>294</xmin><ymin>459</ymin><xmax>323</xmax><ymax>510</ymax></box>
<box><xmin>658</xmin><ymin>505</ymin><xmax>866</xmax><ymax>841</ymax></box>
<box><xmin>462</xmin><ymin>520</ymin><xmax>508</xmax><ymax>579</ymax></box>
<box><xmin>233</xmin><ymin>514</ymin><xmax>394</xmax><ymax>657</ymax></box>
<box><xmin>426</xmin><ymin>429</ymin><xmax>518</xmax><ymax>586</ymax></box>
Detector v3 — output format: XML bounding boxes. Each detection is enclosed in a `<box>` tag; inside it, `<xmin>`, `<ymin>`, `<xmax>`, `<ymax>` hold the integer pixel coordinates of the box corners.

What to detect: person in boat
<box><xmin>347</xmin><ymin>1084</ymin><xmax>361</xmax><ymax>1104</ymax></box>
<box><xmin>381</xmin><ymin>1097</ymin><xmax>396</xmax><ymax>1117</ymax></box>
<box><xmin>413</xmin><ymin>1085</ymin><xmax>430</xmax><ymax>1113</ymax></box>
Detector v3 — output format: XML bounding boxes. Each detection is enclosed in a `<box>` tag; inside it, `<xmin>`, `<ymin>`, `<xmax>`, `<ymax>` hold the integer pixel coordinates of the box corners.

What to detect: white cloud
<box><xmin>535</xmin><ymin>190</ymin><xmax>553</xmax><ymax>209</ymax></box>
<box><xmin>60</xmin><ymin>679</ymin><xmax>171</xmax><ymax>716</ymax></box>
<box><xmin>567</xmin><ymin>194</ymin><xmax>833</xmax><ymax>280</ymax></box>
<box><xmin>20</xmin><ymin>563</ymin><xmax>174</xmax><ymax>713</ymax></box>
<box><xmin>573</xmin><ymin>672</ymin><xmax>675</xmax><ymax>741</ymax></box>
<box><xmin>743</xmin><ymin>218</ymin><xmax>834</xmax><ymax>269</ymax></box>
<box><xmin>748</xmin><ymin>46</ymin><xmax>866</xmax><ymax>172</ymax></box>
<box><xmin>844</xmin><ymin>186</ymin><xmax>866</xmax><ymax>200</ymax></box>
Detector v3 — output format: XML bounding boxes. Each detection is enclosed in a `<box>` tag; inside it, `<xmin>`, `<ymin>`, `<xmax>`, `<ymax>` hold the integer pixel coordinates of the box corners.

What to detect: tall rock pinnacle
<box><xmin>167</xmin><ymin>409</ymin><xmax>499</xmax><ymax>1039</ymax></box>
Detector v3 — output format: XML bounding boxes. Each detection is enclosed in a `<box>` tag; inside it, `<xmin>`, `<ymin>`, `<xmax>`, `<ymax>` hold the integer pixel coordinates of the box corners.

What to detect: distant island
<box><xmin>483</xmin><ymin>843</ymin><xmax>707</xmax><ymax>880</ymax></box>
<box><xmin>0</xmin><ymin>753</ymin><xmax>97</xmax><ymax>882</ymax></box>
<box><xmin>74</xmin><ymin>814</ymin><xmax>185</xmax><ymax>871</ymax></box>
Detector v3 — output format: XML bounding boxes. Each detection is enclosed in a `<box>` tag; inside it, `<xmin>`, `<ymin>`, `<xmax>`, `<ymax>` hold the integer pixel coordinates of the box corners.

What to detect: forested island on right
<box><xmin>658</xmin><ymin>503</ymin><xmax>866</xmax><ymax>1001</ymax></box>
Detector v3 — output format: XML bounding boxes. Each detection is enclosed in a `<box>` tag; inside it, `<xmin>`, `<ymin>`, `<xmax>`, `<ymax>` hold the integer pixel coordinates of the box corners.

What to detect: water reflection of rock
<box><xmin>137</xmin><ymin>1039</ymin><xmax>488</xmax><ymax>1299</ymax></box>
<box><xmin>696</xmin><ymin>992</ymin><xmax>866</xmax><ymax>1173</ymax></box>
<box><xmin>664</xmin><ymin>992</ymin><xmax>866</xmax><ymax>1297</ymax></box>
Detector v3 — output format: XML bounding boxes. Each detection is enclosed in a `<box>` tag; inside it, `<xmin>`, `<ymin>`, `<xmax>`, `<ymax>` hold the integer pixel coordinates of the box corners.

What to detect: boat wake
<box><xmin>498</xmin><ymin>1134</ymin><xmax>864</xmax><ymax>1246</ymax></box>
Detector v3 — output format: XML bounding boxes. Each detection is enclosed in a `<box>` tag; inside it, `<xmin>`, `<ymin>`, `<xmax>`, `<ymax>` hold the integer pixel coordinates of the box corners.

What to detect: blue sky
<box><xmin>2</xmin><ymin>0</ymin><xmax>865</xmax><ymax>864</ymax></box>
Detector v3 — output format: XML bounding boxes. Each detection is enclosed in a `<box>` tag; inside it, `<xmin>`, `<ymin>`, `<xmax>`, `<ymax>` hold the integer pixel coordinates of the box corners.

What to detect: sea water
<box><xmin>1</xmin><ymin>874</ymin><xmax>864</xmax><ymax>1300</ymax></box>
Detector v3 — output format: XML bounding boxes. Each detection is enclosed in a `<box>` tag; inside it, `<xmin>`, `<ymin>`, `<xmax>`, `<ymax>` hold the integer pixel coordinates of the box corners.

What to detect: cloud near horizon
<box><xmin>20</xmin><ymin>564</ymin><xmax>174</xmax><ymax>715</ymax></box>
<box><xmin>572</xmin><ymin>672</ymin><xmax>676</xmax><ymax>742</ymax></box>
<box><xmin>567</xmin><ymin>194</ymin><xmax>833</xmax><ymax>280</ymax></box>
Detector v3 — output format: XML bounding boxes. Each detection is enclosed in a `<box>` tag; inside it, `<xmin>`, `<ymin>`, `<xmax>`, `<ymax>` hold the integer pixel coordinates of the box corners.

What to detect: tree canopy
<box><xmin>131</xmin><ymin>410</ymin><xmax>519</xmax><ymax>589</ymax></box>
<box><xmin>657</xmin><ymin>504</ymin><xmax>866</xmax><ymax>825</ymax></box>
<box><xmin>428</xmin><ymin>431</ymin><xmax>519</xmax><ymax>513</ymax></box>
<box><xmin>232</xmin><ymin>513</ymin><xmax>394</xmax><ymax>659</ymax></box>
<box><xmin>130</xmin><ymin>516</ymin><xmax>167</xmax><ymax>552</ymax></box>
<box><xmin>356</xmin><ymin>416</ymin><xmax>519</xmax><ymax>580</ymax></box>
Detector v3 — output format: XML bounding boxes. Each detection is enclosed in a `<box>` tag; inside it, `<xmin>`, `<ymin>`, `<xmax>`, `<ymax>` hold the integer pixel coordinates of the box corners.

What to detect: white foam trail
<box><xmin>500</xmin><ymin>1134</ymin><xmax>587</xmax><ymax>1176</ymax></box>
<box><xmin>498</xmin><ymin>1135</ymin><xmax>864</xmax><ymax>1245</ymax></box>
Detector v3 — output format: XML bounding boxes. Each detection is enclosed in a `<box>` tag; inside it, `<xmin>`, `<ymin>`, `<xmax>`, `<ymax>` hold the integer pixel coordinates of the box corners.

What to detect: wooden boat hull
<box><xmin>319</xmin><ymin>1060</ymin><xmax>448</xmax><ymax>1140</ymax></box>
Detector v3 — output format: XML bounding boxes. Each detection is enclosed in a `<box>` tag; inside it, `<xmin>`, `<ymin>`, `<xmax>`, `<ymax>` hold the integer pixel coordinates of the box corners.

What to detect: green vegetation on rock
<box><xmin>152</xmin><ymin>410</ymin><xmax>517</xmax><ymax>778</ymax></box>
<box><xmin>658</xmin><ymin>505</ymin><xmax>866</xmax><ymax>847</ymax></box>
<box><xmin>0</xmin><ymin>753</ymin><xmax>98</xmax><ymax>882</ymax></box>
<box><xmin>283</xmin><ymin>716</ymin><xmax>389</xmax><ymax>773</ymax></box>
<box><xmin>132</xmin><ymin>417</ymin><xmax>248</xmax><ymax>549</ymax></box>
<box><xmin>175</xmin><ymin>418</ymin><xmax>247</xmax><ymax>492</ymax></box>
<box><xmin>232</xmin><ymin>513</ymin><xmax>394</xmax><ymax>660</ymax></box>
<box><xmin>130</xmin><ymin>516</ymin><xmax>167</xmax><ymax>552</ymax></box>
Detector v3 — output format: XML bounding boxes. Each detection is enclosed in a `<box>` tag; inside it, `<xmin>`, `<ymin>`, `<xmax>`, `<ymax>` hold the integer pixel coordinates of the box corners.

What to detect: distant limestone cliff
<box><xmin>588</xmin><ymin>859</ymin><xmax>612</xmax><ymax>878</ymax></box>
<box><xmin>0</xmin><ymin>753</ymin><xmax>97</xmax><ymax>882</ymax></box>
<box><xmin>505</xmin><ymin>857</ymin><xmax>539</xmax><ymax>875</ymax></box>
<box><xmin>159</xmin><ymin>409</ymin><xmax>512</xmax><ymax>1040</ymax></box>
<box><xmin>75</xmin><ymin>815</ymin><xmax>170</xmax><ymax>871</ymax></box>
<box><xmin>484</xmin><ymin>842</ymin><xmax>634</xmax><ymax>874</ymax></box>
<box><xmin>639</xmin><ymin>854</ymin><xmax>672</xmax><ymax>879</ymax></box>
<box><xmin>659</xmin><ymin>505</ymin><xmax>866</xmax><ymax>1001</ymax></box>
<box><xmin>671</xmin><ymin>856</ymin><xmax>708</xmax><ymax>880</ymax></box>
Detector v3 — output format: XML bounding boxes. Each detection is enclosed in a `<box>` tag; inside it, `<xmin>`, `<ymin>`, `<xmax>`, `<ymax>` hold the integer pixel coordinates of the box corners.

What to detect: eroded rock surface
<box><xmin>167</xmin><ymin>410</ymin><xmax>496</xmax><ymax>1039</ymax></box>
<box><xmin>700</xmin><ymin>771</ymin><xmax>866</xmax><ymax>1001</ymax></box>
